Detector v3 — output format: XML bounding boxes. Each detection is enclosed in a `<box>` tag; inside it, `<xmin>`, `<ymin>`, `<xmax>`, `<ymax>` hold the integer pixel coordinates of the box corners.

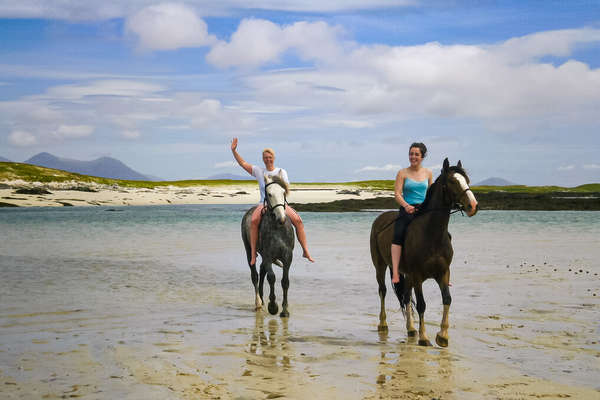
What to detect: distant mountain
<box><xmin>24</xmin><ymin>152</ymin><xmax>151</xmax><ymax>181</ymax></box>
<box><xmin>0</xmin><ymin>156</ymin><xmax>11</xmax><ymax>162</ymax></box>
<box><xmin>206</xmin><ymin>173</ymin><xmax>252</xmax><ymax>180</ymax></box>
<box><xmin>475</xmin><ymin>177</ymin><xmax>517</xmax><ymax>186</ymax></box>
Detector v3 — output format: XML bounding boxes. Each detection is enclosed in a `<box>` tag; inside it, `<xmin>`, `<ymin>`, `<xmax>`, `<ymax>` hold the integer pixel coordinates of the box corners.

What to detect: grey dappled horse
<box><xmin>370</xmin><ymin>158</ymin><xmax>478</xmax><ymax>347</ymax></box>
<box><xmin>241</xmin><ymin>172</ymin><xmax>295</xmax><ymax>317</ymax></box>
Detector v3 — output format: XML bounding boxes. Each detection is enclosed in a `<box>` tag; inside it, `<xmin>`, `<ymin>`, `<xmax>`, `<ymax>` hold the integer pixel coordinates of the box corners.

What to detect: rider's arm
<box><xmin>231</xmin><ymin>138</ymin><xmax>253</xmax><ymax>175</ymax></box>
<box><xmin>394</xmin><ymin>170</ymin><xmax>410</xmax><ymax>210</ymax></box>
<box><xmin>428</xmin><ymin>169</ymin><xmax>433</xmax><ymax>187</ymax></box>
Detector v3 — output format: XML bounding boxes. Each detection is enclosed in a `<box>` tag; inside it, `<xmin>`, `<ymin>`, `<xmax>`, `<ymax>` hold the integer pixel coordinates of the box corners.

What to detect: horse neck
<box><xmin>420</xmin><ymin>180</ymin><xmax>451</xmax><ymax>237</ymax></box>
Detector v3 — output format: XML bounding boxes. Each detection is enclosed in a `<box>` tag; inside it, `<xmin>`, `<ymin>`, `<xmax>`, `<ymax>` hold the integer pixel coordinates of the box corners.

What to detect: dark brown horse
<box><xmin>370</xmin><ymin>158</ymin><xmax>478</xmax><ymax>347</ymax></box>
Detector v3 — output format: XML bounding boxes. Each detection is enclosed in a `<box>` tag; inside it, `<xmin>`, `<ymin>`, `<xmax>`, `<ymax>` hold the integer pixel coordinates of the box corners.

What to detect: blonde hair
<box><xmin>262</xmin><ymin>148</ymin><xmax>275</xmax><ymax>157</ymax></box>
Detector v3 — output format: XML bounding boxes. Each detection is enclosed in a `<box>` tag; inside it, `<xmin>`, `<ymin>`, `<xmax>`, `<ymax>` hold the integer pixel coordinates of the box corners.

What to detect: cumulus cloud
<box><xmin>122</xmin><ymin>130</ymin><xmax>141</xmax><ymax>139</ymax></box>
<box><xmin>234</xmin><ymin>26</ymin><xmax>600</xmax><ymax>127</ymax></box>
<box><xmin>8</xmin><ymin>130</ymin><xmax>37</xmax><ymax>147</ymax></box>
<box><xmin>207</xmin><ymin>19</ymin><xmax>344</xmax><ymax>68</ymax></box>
<box><xmin>125</xmin><ymin>3</ymin><xmax>216</xmax><ymax>51</ymax></box>
<box><xmin>356</xmin><ymin>164</ymin><xmax>402</xmax><ymax>173</ymax></box>
<box><xmin>583</xmin><ymin>164</ymin><xmax>600</xmax><ymax>170</ymax></box>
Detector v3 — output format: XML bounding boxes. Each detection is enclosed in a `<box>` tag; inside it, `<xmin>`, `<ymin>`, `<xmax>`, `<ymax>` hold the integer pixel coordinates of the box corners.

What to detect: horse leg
<box><xmin>280</xmin><ymin>265</ymin><xmax>290</xmax><ymax>318</ymax></box>
<box><xmin>265</xmin><ymin>263</ymin><xmax>279</xmax><ymax>315</ymax></box>
<box><xmin>400</xmin><ymin>279</ymin><xmax>417</xmax><ymax>337</ymax></box>
<box><xmin>414</xmin><ymin>284</ymin><xmax>432</xmax><ymax>346</ymax></box>
<box><xmin>258</xmin><ymin>262</ymin><xmax>267</xmax><ymax>307</ymax></box>
<box><xmin>375</xmin><ymin>261</ymin><xmax>387</xmax><ymax>332</ymax></box>
<box><xmin>435</xmin><ymin>274</ymin><xmax>452</xmax><ymax>347</ymax></box>
<box><xmin>250</xmin><ymin>264</ymin><xmax>262</xmax><ymax>310</ymax></box>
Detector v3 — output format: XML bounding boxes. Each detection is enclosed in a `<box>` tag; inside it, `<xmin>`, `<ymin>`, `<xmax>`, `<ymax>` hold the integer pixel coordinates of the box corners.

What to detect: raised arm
<box><xmin>231</xmin><ymin>138</ymin><xmax>253</xmax><ymax>175</ymax></box>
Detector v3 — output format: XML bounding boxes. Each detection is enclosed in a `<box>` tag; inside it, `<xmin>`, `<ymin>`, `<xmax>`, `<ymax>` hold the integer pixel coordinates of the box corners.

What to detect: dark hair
<box><xmin>409</xmin><ymin>142</ymin><xmax>427</xmax><ymax>158</ymax></box>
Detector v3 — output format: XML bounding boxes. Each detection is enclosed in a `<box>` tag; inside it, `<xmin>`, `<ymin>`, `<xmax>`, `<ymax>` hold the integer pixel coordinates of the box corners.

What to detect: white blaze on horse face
<box><xmin>452</xmin><ymin>172</ymin><xmax>478</xmax><ymax>216</ymax></box>
<box><xmin>264</xmin><ymin>174</ymin><xmax>286</xmax><ymax>223</ymax></box>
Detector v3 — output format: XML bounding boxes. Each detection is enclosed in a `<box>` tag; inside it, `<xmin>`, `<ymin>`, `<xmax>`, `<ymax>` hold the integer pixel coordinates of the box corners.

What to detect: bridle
<box><xmin>263</xmin><ymin>181</ymin><xmax>287</xmax><ymax>213</ymax></box>
<box><xmin>440</xmin><ymin>174</ymin><xmax>473</xmax><ymax>216</ymax></box>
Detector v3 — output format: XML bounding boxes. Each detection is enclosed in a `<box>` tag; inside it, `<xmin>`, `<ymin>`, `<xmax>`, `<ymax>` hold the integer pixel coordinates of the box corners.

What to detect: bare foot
<box><xmin>302</xmin><ymin>252</ymin><xmax>315</xmax><ymax>263</ymax></box>
<box><xmin>392</xmin><ymin>274</ymin><xmax>400</xmax><ymax>284</ymax></box>
<box><xmin>250</xmin><ymin>254</ymin><xmax>257</xmax><ymax>266</ymax></box>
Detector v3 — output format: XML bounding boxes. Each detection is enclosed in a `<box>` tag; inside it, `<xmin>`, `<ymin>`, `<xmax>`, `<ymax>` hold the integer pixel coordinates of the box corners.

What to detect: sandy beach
<box><xmin>0</xmin><ymin>179</ymin><xmax>390</xmax><ymax>207</ymax></box>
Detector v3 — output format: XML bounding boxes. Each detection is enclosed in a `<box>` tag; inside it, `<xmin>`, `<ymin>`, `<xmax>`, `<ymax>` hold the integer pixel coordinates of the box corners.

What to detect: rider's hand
<box><xmin>231</xmin><ymin>138</ymin><xmax>238</xmax><ymax>152</ymax></box>
<box><xmin>404</xmin><ymin>204</ymin><xmax>415</xmax><ymax>214</ymax></box>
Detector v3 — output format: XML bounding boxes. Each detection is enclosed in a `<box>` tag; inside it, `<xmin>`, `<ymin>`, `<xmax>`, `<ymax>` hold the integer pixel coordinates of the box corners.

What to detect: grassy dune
<box><xmin>1</xmin><ymin>161</ymin><xmax>598</xmax><ymax>195</ymax></box>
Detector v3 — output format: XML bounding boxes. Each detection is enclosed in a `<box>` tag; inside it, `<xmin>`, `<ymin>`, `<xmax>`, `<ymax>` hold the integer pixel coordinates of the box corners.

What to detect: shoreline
<box><xmin>1</xmin><ymin>179</ymin><xmax>599</xmax><ymax>210</ymax></box>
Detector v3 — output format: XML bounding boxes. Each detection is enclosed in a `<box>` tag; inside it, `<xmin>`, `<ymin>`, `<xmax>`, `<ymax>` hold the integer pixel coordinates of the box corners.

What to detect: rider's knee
<box><xmin>251</xmin><ymin>211</ymin><xmax>262</xmax><ymax>226</ymax></box>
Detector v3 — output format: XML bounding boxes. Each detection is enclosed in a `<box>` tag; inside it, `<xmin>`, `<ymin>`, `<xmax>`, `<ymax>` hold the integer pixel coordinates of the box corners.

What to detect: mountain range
<box><xmin>474</xmin><ymin>177</ymin><xmax>517</xmax><ymax>186</ymax></box>
<box><xmin>14</xmin><ymin>152</ymin><xmax>154</xmax><ymax>181</ymax></box>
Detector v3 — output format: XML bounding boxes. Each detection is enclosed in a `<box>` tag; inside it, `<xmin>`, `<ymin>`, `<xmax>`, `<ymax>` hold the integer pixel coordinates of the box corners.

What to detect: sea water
<box><xmin>1</xmin><ymin>206</ymin><xmax>599</xmax><ymax>397</ymax></box>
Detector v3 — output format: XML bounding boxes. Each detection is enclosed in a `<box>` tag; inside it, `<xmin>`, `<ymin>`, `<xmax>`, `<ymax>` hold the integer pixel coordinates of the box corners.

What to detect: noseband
<box><xmin>264</xmin><ymin>181</ymin><xmax>287</xmax><ymax>213</ymax></box>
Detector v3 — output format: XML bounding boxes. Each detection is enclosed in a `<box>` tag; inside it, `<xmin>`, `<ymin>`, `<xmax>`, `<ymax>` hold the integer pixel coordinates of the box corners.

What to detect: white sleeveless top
<box><xmin>251</xmin><ymin>165</ymin><xmax>289</xmax><ymax>203</ymax></box>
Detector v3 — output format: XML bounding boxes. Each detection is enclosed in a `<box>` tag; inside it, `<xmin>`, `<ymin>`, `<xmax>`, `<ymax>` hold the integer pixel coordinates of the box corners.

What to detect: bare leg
<box><xmin>250</xmin><ymin>205</ymin><xmax>264</xmax><ymax>266</ymax></box>
<box><xmin>286</xmin><ymin>207</ymin><xmax>314</xmax><ymax>262</ymax></box>
<box><xmin>391</xmin><ymin>243</ymin><xmax>402</xmax><ymax>283</ymax></box>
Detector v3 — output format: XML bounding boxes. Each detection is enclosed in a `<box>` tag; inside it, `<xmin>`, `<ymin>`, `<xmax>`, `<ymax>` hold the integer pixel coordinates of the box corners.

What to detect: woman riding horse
<box><xmin>231</xmin><ymin>138</ymin><xmax>314</xmax><ymax>266</ymax></box>
<box><xmin>391</xmin><ymin>143</ymin><xmax>433</xmax><ymax>284</ymax></box>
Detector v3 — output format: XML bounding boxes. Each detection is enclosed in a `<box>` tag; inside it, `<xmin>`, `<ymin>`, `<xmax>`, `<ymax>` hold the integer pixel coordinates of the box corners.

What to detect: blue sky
<box><xmin>1</xmin><ymin>1</ymin><xmax>599</xmax><ymax>185</ymax></box>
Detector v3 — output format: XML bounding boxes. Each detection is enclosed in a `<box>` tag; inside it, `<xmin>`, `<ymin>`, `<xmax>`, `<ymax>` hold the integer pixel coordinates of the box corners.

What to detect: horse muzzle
<box><xmin>465</xmin><ymin>201</ymin><xmax>478</xmax><ymax>217</ymax></box>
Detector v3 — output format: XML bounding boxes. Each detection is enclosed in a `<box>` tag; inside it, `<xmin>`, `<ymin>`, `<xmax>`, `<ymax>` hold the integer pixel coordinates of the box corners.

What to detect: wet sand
<box><xmin>1</xmin><ymin>208</ymin><xmax>599</xmax><ymax>399</ymax></box>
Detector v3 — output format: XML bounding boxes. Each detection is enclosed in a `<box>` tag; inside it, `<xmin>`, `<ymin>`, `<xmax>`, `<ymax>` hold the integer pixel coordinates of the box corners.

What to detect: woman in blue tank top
<box><xmin>391</xmin><ymin>143</ymin><xmax>433</xmax><ymax>284</ymax></box>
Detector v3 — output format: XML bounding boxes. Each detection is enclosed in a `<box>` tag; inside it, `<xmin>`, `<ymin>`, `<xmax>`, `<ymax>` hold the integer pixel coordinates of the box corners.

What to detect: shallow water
<box><xmin>1</xmin><ymin>206</ymin><xmax>599</xmax><ymax>398</ymax></box>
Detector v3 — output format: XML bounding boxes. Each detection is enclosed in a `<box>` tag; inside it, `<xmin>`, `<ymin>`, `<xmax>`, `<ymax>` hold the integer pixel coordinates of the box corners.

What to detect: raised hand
<box><xmin>231</xmin><ymin>137</ymin><xmax>238</xmax><ymax>152</ymax></box>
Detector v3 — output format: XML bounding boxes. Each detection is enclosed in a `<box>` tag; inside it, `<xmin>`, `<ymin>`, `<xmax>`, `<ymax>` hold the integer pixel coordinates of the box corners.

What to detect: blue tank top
<box><xmin>403</xmin><ymin>177</ymin><xmax>428</xmax><ymax>204</ymax></box>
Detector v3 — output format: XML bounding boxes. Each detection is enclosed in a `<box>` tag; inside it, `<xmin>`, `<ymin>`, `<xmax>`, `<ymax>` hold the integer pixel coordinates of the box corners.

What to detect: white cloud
<box><xmin>45</xmin><ymin>80</ymin><xmax>164</xmax><ymax>100</ymax></box>
<box><xmin>8</xmin><ymin>130</ymin><xmax>37</xmax><ymax>147</ymax></box>
<box><xmin>125</xmin><ymin>3</ymin><xmax>216</xmax><ymax>51</ymax></box>
<box><xmin>0</xmin><ymin>1</ymin><xmax>416</xmax><ymax>20</ymax></box>
<box><xmin>207</xmin><ymin>19</ymin><xmax>344</xmax><ymax>68</ymax></box>
<box><xmin>356</xmin><ymin>164</ymin><xmax>402</xmax><ymax>173</ymax></box>
<box><xmin>557</xmin><ymin>165</ymin><xmax>575</xmax><ymax>171</ymax></box>
<box><xmin>122</xmin><ymin>130</ymin><xmax>141</xmax><ymax>139</ymax></box>
<box><xmin>583</xmin><ymin>164</ymin><xmax>600</xmax><ymax>170</ymax></box>
<box><xmin>54</xmin><ymin>125</ymin><xmax>94</xmax><ymax>139</ymax></box>
<box><xmin>214</xmin><ymin>160</ymin><xmax>237</xmax><ymax>168</ymax></box>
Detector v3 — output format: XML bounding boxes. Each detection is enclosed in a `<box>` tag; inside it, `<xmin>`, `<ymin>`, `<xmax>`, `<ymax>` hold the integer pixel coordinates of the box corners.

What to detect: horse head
<box><xmin>263</xmin><ymin>171</ymin><xmax>289</xmax><ymax>224</ymax></box>
<box><xmin>441</xmin><ymin>158</ymin><xmax>478</xmax><ymax>217</ymax></box>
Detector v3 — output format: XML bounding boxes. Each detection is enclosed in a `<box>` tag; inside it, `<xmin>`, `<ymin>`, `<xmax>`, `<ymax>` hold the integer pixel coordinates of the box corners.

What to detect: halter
<box><xmin>263</xmin><ymin>181</ymin><xmax>287</xmax><ymax>213</ymax></box>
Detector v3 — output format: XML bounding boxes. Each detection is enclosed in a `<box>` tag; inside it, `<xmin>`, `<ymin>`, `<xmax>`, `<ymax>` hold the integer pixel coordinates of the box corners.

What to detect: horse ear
<box><xmin>457</xmin><ymin>160</ymin><xmax>462</xmax><ymax>169</ymax></box>
<box><xmin>263</xmin><ymin>172</ymin><xmax>272</xmax><ymax>183</ymax></box>
<box><xmin>278</xmin><ymin>169</ymin><xmax>284</xmax><ymax>179</ymax></box>
<box><xmin>443</xmin><ymin>158</ymin><xmax>449</xmax><ymax>171</ymax></box>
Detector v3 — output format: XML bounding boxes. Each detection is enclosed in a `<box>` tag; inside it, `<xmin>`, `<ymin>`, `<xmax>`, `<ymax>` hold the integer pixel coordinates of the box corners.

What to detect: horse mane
<box><xmin>270</xmin><ymin>174</ymin><xmax>290</xmax><ymax>196</ymax></box>
<box><xmin>415</xmin><ymin>165</ymin><xmax>469</xmax><ymax>216</ymax></box>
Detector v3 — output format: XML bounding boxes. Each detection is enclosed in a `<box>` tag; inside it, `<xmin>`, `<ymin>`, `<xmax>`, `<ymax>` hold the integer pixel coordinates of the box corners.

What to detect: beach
<box><xmin>1</xmin><ymin>205</ymin><xmax>599</xmax><ymax>399</ymax></box>
<box><xmin>0</xmin><ymin>180</ymin><xmax>389</xmax><ymax>207</ymax></box>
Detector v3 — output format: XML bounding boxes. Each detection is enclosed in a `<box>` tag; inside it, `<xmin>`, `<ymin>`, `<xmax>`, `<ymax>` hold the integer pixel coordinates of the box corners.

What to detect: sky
<box><xmin>0</xmin><ymin>0</ymin><xmax>599</xmax><ymax>186</ymax></box>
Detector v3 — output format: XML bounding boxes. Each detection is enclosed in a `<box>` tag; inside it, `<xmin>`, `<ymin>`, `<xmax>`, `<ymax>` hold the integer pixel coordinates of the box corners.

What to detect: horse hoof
<box><xmin>378</xmin><ymin>324</ymin><xmax>388</xmax><ymax>332</ymax></box>
<box><xmin>436</xmin><ymin>333</ymin><xmax>448</xmax><ymax>347</ymax></box>
<box><xmin>268</xmin><ymin>302</ymin><xmax>279</xmax><ymax>315</ymax></box>
<box><xmin>407</xmin><ymin>329</ymin><xmax>418</xmax><ymax>337</ymax></box>
<box><xmin>418</xmin><ymin>339</ymin><xmax>432</xmax><ymax>347</ymax></box>
<box><xmin>280</xmin><ymin>311</ymin><xmax>289</xmax><ymax>318</ymax></box>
